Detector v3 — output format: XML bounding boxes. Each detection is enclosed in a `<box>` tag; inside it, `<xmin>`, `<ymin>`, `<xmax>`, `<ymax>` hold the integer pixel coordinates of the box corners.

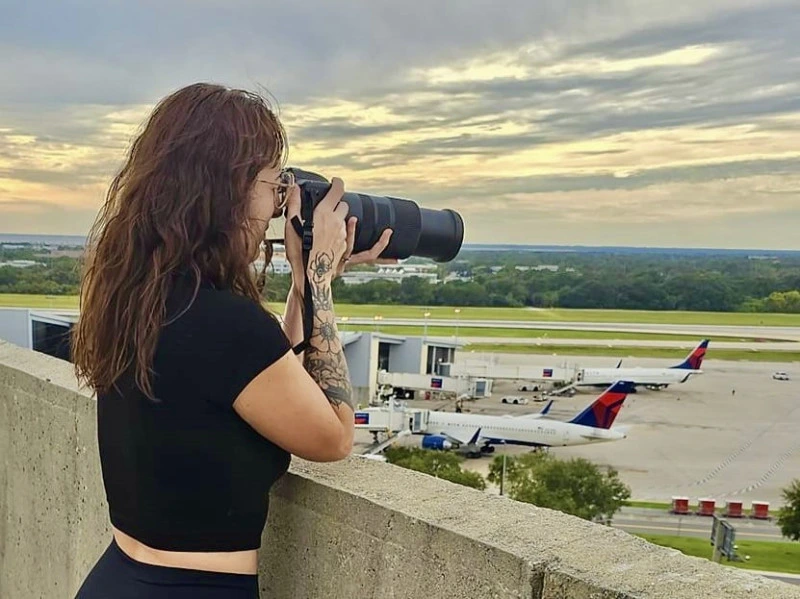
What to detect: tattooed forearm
<box><xmin>304</xmin><ymin>353</ymin><xmax>352</xmax><ymax>407</ymax></box>
<box><xmin>304</xmin><ymin>250</ymin><xmax>354</xmax><ymax>410</ymax></box>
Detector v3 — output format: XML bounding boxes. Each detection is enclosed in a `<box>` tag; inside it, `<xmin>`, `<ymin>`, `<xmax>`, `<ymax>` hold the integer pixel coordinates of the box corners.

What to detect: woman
<box><xmin>71</xmin><ymin>82</ymin><xmax>393</xmax><ymax>598</ymax></box>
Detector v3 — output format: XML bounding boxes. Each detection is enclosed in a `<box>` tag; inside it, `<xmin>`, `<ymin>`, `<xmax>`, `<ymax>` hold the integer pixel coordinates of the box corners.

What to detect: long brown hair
<box><xmin>72</xmin><ymin>82</ymin><xmax>288</xmax><ymax>399</ymax></box>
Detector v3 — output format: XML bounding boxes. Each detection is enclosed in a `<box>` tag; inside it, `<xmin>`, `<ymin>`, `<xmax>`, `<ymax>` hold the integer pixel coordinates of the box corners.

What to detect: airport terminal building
<box><xmin>0</xmin><ymin>308</ymin><xmax>459</xmax><ymax>406</ymax></box>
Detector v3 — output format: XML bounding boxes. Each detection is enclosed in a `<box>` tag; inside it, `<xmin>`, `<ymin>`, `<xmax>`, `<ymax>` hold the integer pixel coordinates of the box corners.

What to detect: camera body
<box><xmin>287</xmin><ymin>168</ymin><xmax>464</xmax><ymax>263</ymax></box>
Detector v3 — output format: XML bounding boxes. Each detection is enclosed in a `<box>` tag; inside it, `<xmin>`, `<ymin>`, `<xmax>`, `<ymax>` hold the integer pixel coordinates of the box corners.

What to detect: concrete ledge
<box><xmin>264</xmin><ymin>458</ymin><xmax>800</xmax><ymax>599</ymax></box>
<box><xmin>2</xmin><ymin>340</ymin><xmax>799</xmax><ymax>599</ymax></box>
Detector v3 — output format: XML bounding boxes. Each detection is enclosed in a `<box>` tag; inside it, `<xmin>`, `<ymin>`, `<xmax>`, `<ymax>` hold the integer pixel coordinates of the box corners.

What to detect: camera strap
<box><xmin>288</xmin><ymin>200</ymin><xmax>316</xmax><ymax>355</ymax></box>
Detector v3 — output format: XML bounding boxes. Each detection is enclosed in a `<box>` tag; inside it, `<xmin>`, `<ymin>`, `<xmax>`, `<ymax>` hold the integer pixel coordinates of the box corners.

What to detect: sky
<box><xmin>1</xmin><ymin>1</ymin><xmax>799</xmax><ymax>249</ymax></box>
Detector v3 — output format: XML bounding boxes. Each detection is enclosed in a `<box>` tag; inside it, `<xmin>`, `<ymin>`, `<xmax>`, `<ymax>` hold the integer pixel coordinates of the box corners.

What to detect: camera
<box><xmin>287</xmin><ymin>168</ymin><xmax>464</xmax><ymax>263</ymax></box>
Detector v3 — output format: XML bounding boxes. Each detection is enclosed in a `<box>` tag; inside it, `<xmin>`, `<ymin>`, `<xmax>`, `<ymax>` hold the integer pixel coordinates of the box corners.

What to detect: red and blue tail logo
<box><xmin>569</xmin><ymin>381</ymin><xmax>633</xmax><ymax>429</ymax></box>
<box><xmin>671</xmin><ymin>339</ymin><xmax>709</xmax><ymax>370</ymax></box>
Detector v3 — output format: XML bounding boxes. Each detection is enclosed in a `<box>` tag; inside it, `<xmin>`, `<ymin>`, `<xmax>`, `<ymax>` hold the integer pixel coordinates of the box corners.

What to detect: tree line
<box><xmin>2</xmin><ymin>247</ymin><xmax>800</xmax><ymax>313</ymax></box>
<box><xmin>325</xmin><ymin>251</ymin><xmax>800</xmax><ymax>313</ymax></box>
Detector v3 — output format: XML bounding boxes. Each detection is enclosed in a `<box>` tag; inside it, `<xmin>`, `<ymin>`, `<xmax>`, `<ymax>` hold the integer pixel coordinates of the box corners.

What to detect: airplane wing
<box><xmin>431</xmin><ymin>427</ymin><xmax>482</xmax><ymax>446</ymax></box>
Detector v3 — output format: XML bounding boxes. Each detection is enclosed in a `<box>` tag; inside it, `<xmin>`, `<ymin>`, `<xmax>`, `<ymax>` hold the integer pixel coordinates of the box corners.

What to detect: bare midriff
<box><xmin>112</xmin><ymin>526</ymin><xmax>258</xmax><ymax>575</ymax></box>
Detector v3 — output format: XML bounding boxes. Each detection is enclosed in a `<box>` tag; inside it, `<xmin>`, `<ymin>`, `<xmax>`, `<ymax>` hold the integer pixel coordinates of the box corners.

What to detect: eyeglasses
<box><xmin>258</xmin><ymin>169</ymin><xmax>295</xmax><ymax>213</ymax></box>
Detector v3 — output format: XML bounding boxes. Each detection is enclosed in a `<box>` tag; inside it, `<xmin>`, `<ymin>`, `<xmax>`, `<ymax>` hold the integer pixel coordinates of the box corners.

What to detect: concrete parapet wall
<box><xmin>2</xmin><ymin>340</ymin><xmax>799</xmax><ymax>599</ymax></box>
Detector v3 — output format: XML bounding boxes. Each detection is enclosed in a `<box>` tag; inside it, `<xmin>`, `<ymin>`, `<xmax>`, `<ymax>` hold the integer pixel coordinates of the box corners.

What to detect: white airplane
<box><xmin>573</xmin><ymin>339</ymin><xmax>709</xmax><ymax>391</ymax></box>
<box><xmin>418</xmin><ymin>381</ymin><xmax>634</xmax><ymax>457</ymax></box>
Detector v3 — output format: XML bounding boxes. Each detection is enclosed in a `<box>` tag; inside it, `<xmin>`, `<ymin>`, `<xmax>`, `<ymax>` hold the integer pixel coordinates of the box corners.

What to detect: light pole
<box><xmin>499</xmin><ymin>453</ymin><xmax>507</xmax><ymax>496</ymax></box>
<box><xmin>423</xmin><ymin>311</ymin><xmax>431</xmax><ymax>342</ymax></box>
<box><xmin>373</xmin><ymin>315</ymin><xmax>382</xmax><ymax>332</ymax></box>
<box><xmin>340</xmin><ymin>316</ymin><xmax>349</xmax><ymax>332</ymax></box>
<box><xmin>454</xmin><ymin>308</ymin><xmax>461</xmax><ymax>345</ymax></box>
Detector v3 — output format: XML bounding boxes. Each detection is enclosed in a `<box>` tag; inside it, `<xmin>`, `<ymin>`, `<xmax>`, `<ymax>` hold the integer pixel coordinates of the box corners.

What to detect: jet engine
<box><xmin>421</xmin><ymin>435</ymin><xmax>453</xmax><ymax>450</ymax></box>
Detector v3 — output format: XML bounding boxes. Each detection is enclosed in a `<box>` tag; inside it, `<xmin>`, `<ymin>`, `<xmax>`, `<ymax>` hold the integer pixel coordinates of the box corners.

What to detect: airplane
<box><xmin>418</xmin><ymin>381</ymin><xmax>634</xmax><ymax>457</ymax></box>
<box><xmin>572</xmin><ymin>339</ymin><xmax>709</xmax><ymax>391</ymax></box>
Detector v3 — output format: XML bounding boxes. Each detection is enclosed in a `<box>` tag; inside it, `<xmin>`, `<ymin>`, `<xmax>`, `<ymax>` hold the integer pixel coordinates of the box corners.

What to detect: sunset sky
<box><xmin>2</xmin><ymin>1</ymin><xmax>799</xmax><ymax>248</ymax></box>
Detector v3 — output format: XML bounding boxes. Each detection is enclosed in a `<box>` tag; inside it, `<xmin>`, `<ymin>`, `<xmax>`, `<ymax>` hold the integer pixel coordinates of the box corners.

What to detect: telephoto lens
<box><xmin>287</xmin><ymin>168</ymin><xmax>464</xmax><ymax>263</ymax></box>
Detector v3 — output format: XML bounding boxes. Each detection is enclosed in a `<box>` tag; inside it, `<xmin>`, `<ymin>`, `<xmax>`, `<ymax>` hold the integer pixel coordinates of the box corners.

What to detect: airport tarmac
<box><xmin>356</xmin><ymin>353</ymin><xmax>800</xmax><ymax>508</ymax></box>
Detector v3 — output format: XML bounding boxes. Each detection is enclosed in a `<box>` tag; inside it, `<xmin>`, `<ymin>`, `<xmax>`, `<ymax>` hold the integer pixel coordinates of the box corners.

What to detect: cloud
<box><xmin>1</xmin><ymin>0</ymin><xmax>799</xmax><ymax>248</ymax></box>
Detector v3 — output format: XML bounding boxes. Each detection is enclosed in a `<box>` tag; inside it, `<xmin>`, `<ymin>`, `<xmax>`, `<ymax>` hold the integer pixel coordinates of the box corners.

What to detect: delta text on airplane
<box><xmin>573</xmin><ymin>339</ymin><xmax>709</xmax><ymax>391</ymax></box>
<box><xmin>356</xmin><ymin>381</ymin><xmax>634</xmax><ymax>458</ymax></box>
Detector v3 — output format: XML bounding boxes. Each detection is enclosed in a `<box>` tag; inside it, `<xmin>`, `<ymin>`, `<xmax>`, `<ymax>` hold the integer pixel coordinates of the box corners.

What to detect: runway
<box><xmin>612</xmin><ymin>507</ymin><xmax>784</xmax><ymax>542</ymax></box>
<box><xmin>426</xmin><ymin>335</ymin><xmax>800</xmax><ymax>352</ymax></box>
<box><xmin>343</xmin><ymin>317</ymin><xmax>800</xmax><ymax>342</ymax></box>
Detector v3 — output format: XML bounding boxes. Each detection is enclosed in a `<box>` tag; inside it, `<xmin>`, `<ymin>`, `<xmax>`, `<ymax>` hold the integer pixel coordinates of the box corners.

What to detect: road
<box><xmin>759</xmin><ymin>572</ymin><xmax>800</xmax><ymax>586</ymax></box>
<box><xmin>611</xmin><ymin>507</ymin><xmax>785</xmax><ymax>542</ymax></box>
<box><xmin>611</xmin><ymin>508</ymin><xmax>800</xmax><ymax>587</ymax></box>
<box><xmin>344</xmin><ymin>317</ymin><xmax>800</xmax><ymax>342</ymax></box>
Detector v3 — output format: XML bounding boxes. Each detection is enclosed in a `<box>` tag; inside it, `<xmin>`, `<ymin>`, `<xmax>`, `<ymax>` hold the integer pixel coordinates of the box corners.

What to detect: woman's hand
<box><xmin>284</xmin><ymin>178</ymin><xmax>398</xmax><ymax>284</ymax></box>
<box><xmin>335</xmin><ymin>218</ymin><xmax>396</xmax><ymax>277</ymax></box>
<box><xmin>306</xmin><ymin>178</ymin><xmax>349</xmax><ymax>281</ymax></box>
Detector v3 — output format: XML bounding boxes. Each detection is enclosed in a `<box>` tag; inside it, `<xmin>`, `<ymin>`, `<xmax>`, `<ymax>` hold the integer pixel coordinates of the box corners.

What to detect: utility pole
<box><xmin>499</xmin><ymin>453</ymin><xmax>507</xmax><ymax>496</ymax></box>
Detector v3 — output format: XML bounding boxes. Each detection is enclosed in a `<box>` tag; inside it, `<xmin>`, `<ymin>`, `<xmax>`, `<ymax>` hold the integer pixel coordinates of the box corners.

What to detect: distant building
<box><xmin>0</xmin><ymin>308</ymin><xmax>76</xmax><ymax>362</ymax></box>
<box><xmin>341</xmin><ymin>331</ymin><xmax>459</xmax><ymax>405</ymax></box>
<box><xmin>340</xmin><ymin>263</ymin><xmax>439</xmax><ymax>285</ymax></box>
<box><xmin>444</xmin><ymin>273</ymin><xmax>473</xmax><ymax>283</ymax></box>
<box><xmin>253</xmin><ymin>251</ymin><xmax>292</xmax><ymax>276</ymax></box>
<box><xmin>0</xmin><ymin>260</ymin><xmax>42</xmax><ymax>268</ymax></box>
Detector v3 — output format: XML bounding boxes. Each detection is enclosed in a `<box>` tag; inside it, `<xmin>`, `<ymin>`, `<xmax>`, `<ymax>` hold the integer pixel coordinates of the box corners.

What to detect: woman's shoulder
<box><xmin>164</xmin><ymin>276</ymin><xmax>281</xmax><ymax>337</ymax></box>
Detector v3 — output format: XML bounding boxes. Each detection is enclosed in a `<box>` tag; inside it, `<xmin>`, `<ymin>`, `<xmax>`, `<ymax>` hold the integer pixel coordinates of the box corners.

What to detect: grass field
<box><xmin>0</xmin><ymin>294</ymin><xmax>80</xmax><ymax>309</ymax></box>
<box><xmin>3</xmin><ymin>294</ymin><xmax>800</xmax><ymax>327</ymax></box>
<box><xmin>310</xmin><ymin>304</ymin><xmax>800</xmax><ymax>326</ymax></box>
<box><xmin>465</xmin><ymin>343</ymin><xmax>800</xmax><ymax>362</ymax></box>
<box><xmin>625</xmin><ymin>500</ymin><xmax>761</xmax><ymax>515</ymax></box>
<box><xmin>637</xmin><ymin>533</ymin><xmax>800</xmax><ymax>574</ymax></box>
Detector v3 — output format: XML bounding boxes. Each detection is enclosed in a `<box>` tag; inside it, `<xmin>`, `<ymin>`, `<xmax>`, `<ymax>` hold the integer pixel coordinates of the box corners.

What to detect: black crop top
<box><xmin>97</xmin><ymin>275</ymin><xmax>293</xmax><ymax>552</ymax></box>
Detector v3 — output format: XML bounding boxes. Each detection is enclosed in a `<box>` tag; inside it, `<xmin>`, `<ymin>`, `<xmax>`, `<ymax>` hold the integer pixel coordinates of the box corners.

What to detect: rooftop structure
<box><xmin>2</xmin><ymin>341</ymin><xmax>799</xmax><ymax>598</ymax></box>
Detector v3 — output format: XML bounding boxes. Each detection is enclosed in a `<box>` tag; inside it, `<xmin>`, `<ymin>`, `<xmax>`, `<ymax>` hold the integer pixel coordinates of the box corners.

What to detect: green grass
<box><xmin>465</xmin><ymin>343</ymin><xmax>800</xmax><ymax>362</ymax></box>
<box><xmin>625</xmin><ymin>501</ymin><xmax>676</xmax><ymax>511</ymax></box>
<box><xmin>3</xmin><ymin>294</ymin><xmax>800</xmax><ymax>329</ymax></box>
<box><xmin>0</xmin><ymin>294</ymin><xmax>80</xmax><ymax>309</ymax></box>
<box><xmin>625</xmin><ymin>501</ymin><xmax>756</xmax><ymax>516</ymax></box>
<box><xmin>637</xmin><ymin>534</ymin><xmax>800</xmax><ymax>574</ymax></box>
<box><xmin>312</xmin><ymin>305</ymin><xmax>800</xmax><ymax>327</ymax></box>
<box><xmin>364</xmin><ymin>324</ymin><xmax>779</xmax><ymax>343</ymax></box>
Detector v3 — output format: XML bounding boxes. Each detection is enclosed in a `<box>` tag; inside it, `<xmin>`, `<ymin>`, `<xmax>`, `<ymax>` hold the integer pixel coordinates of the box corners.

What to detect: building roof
<box><xmin>424</xmin><ymin>339</ymin><xmax>463</xmax><ymax>349</ymax></box>
<box><xmin>31</xmin><ymin>310</ymin><xmax>79</xmax><ymax>325</ymax></box>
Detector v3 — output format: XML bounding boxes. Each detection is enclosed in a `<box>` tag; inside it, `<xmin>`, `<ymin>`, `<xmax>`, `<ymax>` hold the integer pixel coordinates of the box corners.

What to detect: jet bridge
<box><xmin>376</xmin><ymin>370</ymin><xmax>493</xmax><ymax>402</ymax></box>
<box><xmin>442</xmin><ymin>360</ymin><xmax>576</xmax><ymax>389</ymax></box>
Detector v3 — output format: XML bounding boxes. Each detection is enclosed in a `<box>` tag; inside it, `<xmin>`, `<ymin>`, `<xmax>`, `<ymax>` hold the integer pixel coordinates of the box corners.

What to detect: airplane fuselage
<box><xmin>424</xmin><ymin>411</ymin><xmax>625</xmax><ymax>448</ymax></box>
<box><xmin>576</xmin><ymin>366</ymin><xmax>701</xmax><ymax>387</ymax></box>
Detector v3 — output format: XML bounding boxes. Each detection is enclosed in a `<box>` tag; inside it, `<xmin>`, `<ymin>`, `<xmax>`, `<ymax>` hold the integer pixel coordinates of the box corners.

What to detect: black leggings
<box><xmin>74</xmin><ymin>538</ymin><xmax>260</xmax><ymax>598</ymax></box>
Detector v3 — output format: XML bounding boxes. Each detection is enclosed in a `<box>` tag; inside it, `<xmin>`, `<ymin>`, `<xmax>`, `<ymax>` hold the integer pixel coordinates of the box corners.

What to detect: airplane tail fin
<box><xmin>568</xmin><ymin>381</ymin><xmax>633</xmax><ymax>429</ymax></box>
<box><xmin>671</xmin><ymin>339</ymin><xmax>709</xmax><ymax>370</ymax></box>
<box><xmin>540</xmin><ymin>399</ymin><xmax>554</xmax><ymax>415</ymax></box>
